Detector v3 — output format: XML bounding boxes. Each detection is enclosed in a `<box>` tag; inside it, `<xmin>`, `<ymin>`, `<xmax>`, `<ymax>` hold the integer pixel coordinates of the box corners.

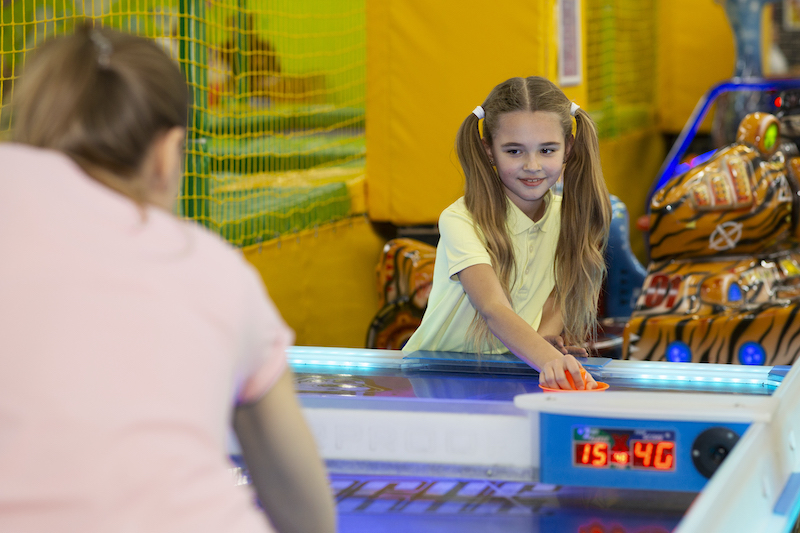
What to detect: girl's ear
<box><xmin>147</xmin><ymin>126</ymin><xmax>186</xmax><ymax>210</ymax></box>
<box><xmin>565</xmin><ymin>133</ymin><xmax>575</xmax><ymax>161</ymax></box>
<box><xmin>482</xmin><ymin>138</ymin><xmax>494</xmax><ymax>162</ymax></box>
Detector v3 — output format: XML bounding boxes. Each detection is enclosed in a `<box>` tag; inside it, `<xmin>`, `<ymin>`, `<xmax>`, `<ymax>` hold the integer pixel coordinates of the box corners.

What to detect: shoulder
<box><xmin>438</xmin><ymin>197</ymin><xmax>473</xmax><ymax>229</ymax></box>
<box><xmin>1</xmin><ymin>142</ymin><xmax>72</xmax><ymax>166</ymax></box>
<box><xmin>145</xmin><ymin>209</ymin><xmax>261</xmax><ymax>299</ymax></box>
<box><xmin>0</xmin><ymin>142</ymin><xmax>39</xmax><ymax>161</ymax></box>
<box><xmin>1</xmin><ymin>143</ymin><xmax>78</xmax><ymax>180</ymax></box>
<box><xmin>439</xmin><ymin>196</ymin><xmax>468</xmax><ymax>216</ymax></box>
<box><xmin>173</xmin><ymin>218</ymin><xmax>272</xmax><ymax>336</ymax></box>
<box><xmin>436</xmin><ymin>197</ymin><xmax>490</xmax><ymax>260</ymax></box>
<box><xmin>179</xmin><ymin>217</ymin><xmax>255</xmax><ymax>277</ymax></box>
<box><xmin>438</xmin><ymin>197</ymin><xmax>482</xmax><ymax>243</ymax></box>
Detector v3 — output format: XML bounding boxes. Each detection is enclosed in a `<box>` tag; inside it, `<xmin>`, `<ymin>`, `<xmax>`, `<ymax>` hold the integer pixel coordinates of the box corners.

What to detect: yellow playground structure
<box><xmin>1</xmin><ymin>0</ymin><xmax>749</xmax><ymax>347</ymax></box>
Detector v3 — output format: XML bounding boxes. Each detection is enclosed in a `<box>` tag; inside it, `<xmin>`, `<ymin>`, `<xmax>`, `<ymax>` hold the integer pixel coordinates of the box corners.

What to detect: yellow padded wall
<box><xmin>601</xmin><ymin>129</ymin><xmax>665</xmax><ymax>262</ymax></box>
<box><xmin>657</xmin><ymin>1</ymin><xmax>735</xmax><ymax>134</ymax></box>
<box><xmin>367</xmin><ymin>0</ymin><xmax>577</xmax><ymax>224</ymax></box>
<box><xmin>243</xmin><ymin>216</ymin><xmax>386</xmax><ymax>348</ymax></box>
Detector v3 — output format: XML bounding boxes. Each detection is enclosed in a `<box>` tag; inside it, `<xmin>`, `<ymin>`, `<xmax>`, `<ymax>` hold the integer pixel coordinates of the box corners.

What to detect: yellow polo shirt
<box><xmin>403</xmin><ymin>191</ymin><xmax>561</xmax><ymax>354</ymax></box>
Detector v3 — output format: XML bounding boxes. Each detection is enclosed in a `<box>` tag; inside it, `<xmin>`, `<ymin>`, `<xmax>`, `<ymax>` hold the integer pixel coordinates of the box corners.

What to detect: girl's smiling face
<box><xmin>484</xmin><ymin>110</ymin><xmax>572</xmax><ymax>221</ymax></box>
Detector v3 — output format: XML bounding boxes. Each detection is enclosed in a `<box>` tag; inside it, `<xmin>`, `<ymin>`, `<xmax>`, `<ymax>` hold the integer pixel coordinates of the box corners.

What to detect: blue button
<box><xmin>727</xmin><ymin>283</ymin><xmax>743</xmax><ymax>302</ymax></box>
<box><xmin>738</xmin><ymin>342</ymin><xmax>766</xmax><ymax>365</ymax></box>
<box><xmin>666</xmin><ymin>341</ymin><xmax>692</xmax><ymax>363</ymax></box>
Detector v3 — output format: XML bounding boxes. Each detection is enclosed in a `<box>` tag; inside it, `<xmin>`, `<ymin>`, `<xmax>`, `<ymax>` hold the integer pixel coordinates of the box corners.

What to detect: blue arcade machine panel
<box><xmin>539</xmin><ymin>414</ymin><xmax>748</xmax><ymax>492</ymax></box>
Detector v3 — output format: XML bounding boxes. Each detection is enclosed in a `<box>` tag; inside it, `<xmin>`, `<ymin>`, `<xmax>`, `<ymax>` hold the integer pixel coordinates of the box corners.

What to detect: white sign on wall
<box><xmin>558</xmin><ymin>0</ymin><xmax>582</xmax><ymax>87</ymax></box>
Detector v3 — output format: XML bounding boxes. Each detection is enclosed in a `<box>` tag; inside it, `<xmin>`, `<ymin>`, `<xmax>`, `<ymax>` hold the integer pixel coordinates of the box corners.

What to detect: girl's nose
<box><xmin>523</xmin><ymin>155</ymin><xmax>542</xmax><ymax>172</ymax></box>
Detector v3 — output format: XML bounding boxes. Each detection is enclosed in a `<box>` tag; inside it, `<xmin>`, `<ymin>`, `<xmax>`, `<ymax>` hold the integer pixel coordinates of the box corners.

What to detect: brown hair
<box><xmin>455</xmin><ymin>76</ymin><xmax>611</xmax><ymax>349</ymax></box>
<box><xmin>11</xmin><ymin>25</ymin><xmax>189</xmax><ymax>186</ymax></box>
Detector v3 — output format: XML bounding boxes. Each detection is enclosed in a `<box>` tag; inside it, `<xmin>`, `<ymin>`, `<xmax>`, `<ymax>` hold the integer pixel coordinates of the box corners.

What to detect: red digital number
<box><xmin>575</xmin><ymin>443</ymin><xmax>609</xmax><ymax>467</ymax></box>
<box><xmin>591</xmin><ymin>443</ymin><xmax>608</xmax><ymax>466</ymax></box>
<box><xmin>581</xmin><ymin>443</ymin><xmax>591</xmax><ymax>464</ymax></box>
<box><xmin>654</xmin><ymin>441</ymin><xmax>675</xmax><ymax>470</ymax></box>
<box><xmin>633</xmin><ymin>441</ymin><xmax>653</xmax><ymax>467</ymax></box>
<box><xmin>611</xmin><ymin>451</ymin><xmax>630</xmax><ymax>466</ymax></box>
<box><xmin>633</xmin><ymin>440</ymin><xmax>675</xmax><ymax>470</ymax></box>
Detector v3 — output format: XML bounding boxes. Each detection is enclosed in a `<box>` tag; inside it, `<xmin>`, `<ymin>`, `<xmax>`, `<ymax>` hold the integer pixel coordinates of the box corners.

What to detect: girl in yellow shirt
<box><xmin>403</xmin><ymin>76</ymin><xmax>611</xmax><ymax>391</ymax></box>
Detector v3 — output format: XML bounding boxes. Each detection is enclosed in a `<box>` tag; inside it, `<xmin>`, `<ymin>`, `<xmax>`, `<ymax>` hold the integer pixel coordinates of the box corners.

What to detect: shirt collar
<box><xmin>506</xmin><ymin>190</ymin><xmax>554</xmax><ymax>235</ymax></box>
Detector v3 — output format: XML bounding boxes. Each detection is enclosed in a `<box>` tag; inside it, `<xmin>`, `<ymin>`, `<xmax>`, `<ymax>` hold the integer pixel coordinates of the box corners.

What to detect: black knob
<box><xmin>691</xmin><ymin>427</ymin><xmax>740</xmax><ymax>479</ymax></box>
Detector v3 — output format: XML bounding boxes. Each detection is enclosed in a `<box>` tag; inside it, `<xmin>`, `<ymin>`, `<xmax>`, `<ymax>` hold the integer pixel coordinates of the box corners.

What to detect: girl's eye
<box><xmin>507</xmin><ymin>149</ymin><xmax>521</xmax><ymax>155</ymax></box>
<box><xmin>541</xmin><ymin>148</ymin><xmax>555</xmax><ymax>154</ymax></box>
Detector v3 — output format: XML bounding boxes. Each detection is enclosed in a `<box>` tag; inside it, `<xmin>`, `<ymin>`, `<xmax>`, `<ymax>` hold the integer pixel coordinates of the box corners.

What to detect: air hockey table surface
<box><xmin>231</xmin><ymin>347</ymin><xmax>800</xmax><ymax>533</ymax></box>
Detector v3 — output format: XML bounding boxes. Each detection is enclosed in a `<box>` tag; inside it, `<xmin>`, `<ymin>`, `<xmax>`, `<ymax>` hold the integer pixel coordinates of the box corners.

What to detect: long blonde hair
<box><xmin>455</xmin><ymin>76</ymin><xmax>611</xmax><ymax>350</ymax></box>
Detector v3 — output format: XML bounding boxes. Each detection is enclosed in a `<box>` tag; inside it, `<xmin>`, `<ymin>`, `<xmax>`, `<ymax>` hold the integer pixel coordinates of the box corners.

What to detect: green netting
<box><xmin>1</xmin><ymin>0</ymin><xmax>366</xmax><ymax>247</ymax></box>
<box><xmin>585</xmin><ymin>0</ymin><xmax>658</xmax><ymax>139</ymax></box>
<box><xmin>198</xmin><ymin>104</ymin><xmax>365</xmax><ymax>135</ymax></box>
<box><xmin>209</xmin><ymin>181</ymin><xmax>351</xmax><ymax>247</ymax></box>
<box><xmin>205</xmin><ymin>132</ymin><xmax>366</xmax><ymax>173</ymax></box>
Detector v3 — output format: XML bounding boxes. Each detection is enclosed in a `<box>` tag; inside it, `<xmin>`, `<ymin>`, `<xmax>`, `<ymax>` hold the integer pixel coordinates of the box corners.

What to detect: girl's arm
<box><xmin>233</xmin><ymin>368</ymin><xmax>337</xmax><ymax>533</ymax></box>
<box><xmin>458</xmin><ymin>263</ymin><xmax>596</xmax><ymax>390</ymax></box>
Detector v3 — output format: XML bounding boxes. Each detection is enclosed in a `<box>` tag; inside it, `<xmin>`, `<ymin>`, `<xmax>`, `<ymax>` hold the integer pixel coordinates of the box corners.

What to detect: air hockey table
<box><xmin>229</xmin><ymin>347</ymin><xmax>800</xmax><ymax>533</ymax></box>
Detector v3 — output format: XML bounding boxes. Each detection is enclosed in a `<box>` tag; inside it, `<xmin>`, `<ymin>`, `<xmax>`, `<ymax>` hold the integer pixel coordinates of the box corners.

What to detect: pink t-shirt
<box><xmin>0</xmin><ymin>144</ymin><xmax>291</xmax><ymax>532</ymax></box>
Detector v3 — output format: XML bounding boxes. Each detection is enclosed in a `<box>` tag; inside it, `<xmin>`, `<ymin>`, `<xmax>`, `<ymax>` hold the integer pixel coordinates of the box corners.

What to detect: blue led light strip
<box><xmin>594</xmin><ymin>360</ymin><xmax>781</xmax><ymax>388</ymax></box>
<box><xmin>288</xmin><ymin>346</ymin><xmax>405</xmax><ymax>370</ymax></box>
<box><xmin>287</xmin><ymin>347</ymin><xmax>784</xmax><ymax>389</ymax></box>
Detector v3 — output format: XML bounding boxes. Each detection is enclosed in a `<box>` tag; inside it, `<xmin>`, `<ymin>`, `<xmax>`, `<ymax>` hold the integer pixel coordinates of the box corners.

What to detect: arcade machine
<box><xmin>256</xmin><ymin>345</ymin><xmax>798</xmax><ymax>533</ymax></box>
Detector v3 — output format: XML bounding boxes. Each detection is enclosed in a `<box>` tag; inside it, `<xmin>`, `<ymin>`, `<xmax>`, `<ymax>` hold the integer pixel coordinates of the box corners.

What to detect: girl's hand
<box><xmin>539</xmin><ymin>353</ymin><xmax>598</xmax><ymax>390</ymax></box>
<box><xmin>542</xmin><ymin>335</ymin><xmax>588</xmax><ymax>357</ymax></box>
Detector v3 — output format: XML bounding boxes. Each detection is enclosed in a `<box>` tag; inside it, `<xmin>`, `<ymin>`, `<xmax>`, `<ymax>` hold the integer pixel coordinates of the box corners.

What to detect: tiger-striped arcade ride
<box><xmin>624</xmin><ymin>81</ymin><xmax>800</xmax><ymax>365</ymax></box>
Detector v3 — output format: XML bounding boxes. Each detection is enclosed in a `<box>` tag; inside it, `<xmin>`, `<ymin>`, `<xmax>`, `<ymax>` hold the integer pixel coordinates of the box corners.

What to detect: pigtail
<box><xmin>555</xmin><ymin>108</ymin><xmax>611</xmax><ymax>346</ymax></box>
<box><xmin>456</xmin><ymin>112</ymin><xmax>515</xmax><ymax>353</ymax></box>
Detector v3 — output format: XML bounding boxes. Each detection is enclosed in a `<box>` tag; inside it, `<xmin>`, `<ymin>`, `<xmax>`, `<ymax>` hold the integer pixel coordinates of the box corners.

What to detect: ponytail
<box><xmin>555</xmin><ymin>108</ymin><xmax>611</xmax><ymax>346</ymax></box>
<box><xmin>455</xmin><ymin>112</ymin><xmax>514</xmax><ymax>353</ymax></box>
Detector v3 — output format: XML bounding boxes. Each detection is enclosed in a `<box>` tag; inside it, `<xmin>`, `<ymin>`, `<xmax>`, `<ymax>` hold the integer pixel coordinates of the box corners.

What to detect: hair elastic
<box><xmin>570</xmin><ymin>102</ymin><xmax>580</xmax><ymax>117</ymax></box>
<box><xmin>90</xmin><ymin>29</ymin><xmax>113</xmax><ymax>68</ymax></box>
<box><xmin>472</xmin><ymin>106</ymin><xmax>485</xmax><ymax>120</ymax></box>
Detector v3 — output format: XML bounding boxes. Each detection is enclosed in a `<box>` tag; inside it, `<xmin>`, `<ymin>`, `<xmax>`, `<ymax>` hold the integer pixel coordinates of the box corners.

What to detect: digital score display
<box><xmin>572</xmin><ymin>427</ymin><xmax>676</xmax><ymax>471</ymax></box>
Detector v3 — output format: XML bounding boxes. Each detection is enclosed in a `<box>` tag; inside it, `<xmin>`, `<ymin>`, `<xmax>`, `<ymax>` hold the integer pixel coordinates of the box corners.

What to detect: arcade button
<box><xmin>691</xmin><ymin>426</ymin><xmax>741</xmax><ymax>478</ymax></box>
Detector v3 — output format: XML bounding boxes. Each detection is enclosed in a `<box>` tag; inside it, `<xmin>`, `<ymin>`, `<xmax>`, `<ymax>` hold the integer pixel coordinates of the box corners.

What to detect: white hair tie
<box><xmin>570</xmin><ymin>102</ymin><xmax>580</xmax><ymax>116</ymax></box>
<box><xmin>90</xmin><ymin>29</ymin><xmax>113</xmax><ymax>68</ymax></box>
<box><xmin>472</xmin><ymin>106</ymin><xmax>485</xmax><ymax>120</ymax></box>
